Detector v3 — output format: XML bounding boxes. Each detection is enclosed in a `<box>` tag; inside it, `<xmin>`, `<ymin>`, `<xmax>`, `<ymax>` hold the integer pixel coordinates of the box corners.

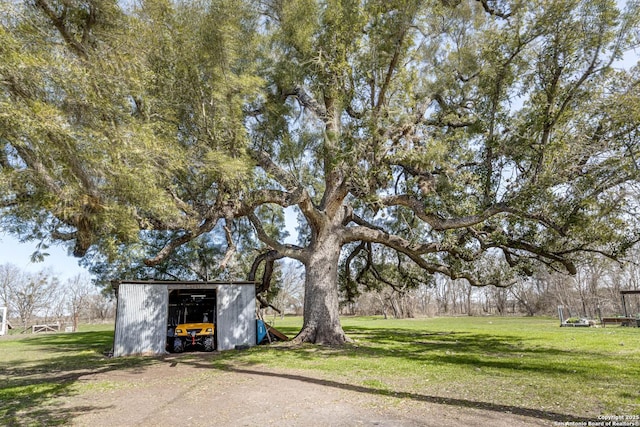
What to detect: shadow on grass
<box><xmin>0</xmin><ymin>331</ymin><xmax>155</xmax><ymax>426</ymax></box>
<box><xmin>341</xmin><ymin>326</ymin><xmax>631</xmax><ymax>377</ymax></box>
<box><xmin>167</xmin><ymin>324</ymin><xmax>633</xmax><ymax>423</ymax></box>
<box><xmin>230</xmin><ymin>366</ymin><xmax>593</xmax><ymax>424</ymax></box>
<box><xmin>248</xmin><ymin>326</ymin><xmax>614</xmax><ymax>378</ymax></box>
<box><xmin>2</xmin><ymin>322</ymin><xmax>633</xmax><ymax>425</ymax></box>
<box><xmin>167</xmin><ymin>355</ymin><xmax>591</xmax><ymax>424</ymax></box>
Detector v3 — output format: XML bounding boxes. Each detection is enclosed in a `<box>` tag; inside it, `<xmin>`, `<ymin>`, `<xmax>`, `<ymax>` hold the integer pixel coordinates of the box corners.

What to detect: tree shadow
<box><xmin>340</xmin><ymin>326</ymin><xmax>627</xmax><ymax>377</ymax></box>
<box><xmin>210</xmin><ymin>324</ymin><xmax>634</xmax><ymax>385</ymax></box>
<box><xmin>242</xmin><ymin>326</ymin><xmax>617</xmax><ymax>379</ymax></box>
<box><xmin>168</xmin><ymin>356</ymin><xmax>592</xmax><ymax>424</ymax></box>
<box><xmin>0</xmin><ymin>331</ymin><xmax>155</xmax><ymax>426</ymax></box>
<box><xmin>2</xmin><ymin>323</ymin><xmax>632</xmax><ymax>425</ymax></box>
<box><xmin>157</xmin><ymin>323</ymin><xmax>631</xmax><ymax>424</ymax></box>
<box><xmin>0</xmin><ymin>380</ymin><xmax>115</xmax><ymax>427</ymax></box>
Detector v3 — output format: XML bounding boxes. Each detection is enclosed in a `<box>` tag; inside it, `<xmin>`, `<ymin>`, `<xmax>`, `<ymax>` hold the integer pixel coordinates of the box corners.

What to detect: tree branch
<box><xmin>248</xmin><ymin>249</ymin><xmax>285</xmax><ymax>294</ymax></box>
<box><xmin>250</xmin><ymin>148</ymin><xmax>300</xmax><ymax>191</ymax></box>
<box><xmin>492</xmin><ymin>237</ymin><xmax>577</xmax><ymax>275</ymax></box>
<box><xmin>343</xmin><ymin>225</ymin><xmax>509</xmax><ymax>287</ymax></box>
<box><xmin>381</xmin><ymin>194</ymin><xmax>508</xmax><ymax>230</ymax></box>
<box><xmin>247</xmin><ymin>211</ymin><xmax>305</xmax><ymax>261</ymax></box>
<box><xmin>343</xmin><ymin>241</ymin><xmax>367</xmax><ymax>302</ymax></box>
<box><xmin>34</xmin><ymin>0</ymin><xmax>88</xmax><ymax>59</ymax></box>
<box><xmin>219</xmin><ymin>218</ymin><xmax>236</xmax><ymax>270</ymax></box>
<box><xmin>12</xmin><ymin>146</ymin><xmax>62</xmax><ymax>195</ymax></box>
<box><xmin>376</xmin><ymin>22</ymin><xmax>408</xmax><ymax>112</ymax></box>
<box><xmin>144</xmin><ymin>216</ymin><xmax>220</xmax><ymax>266</ymax></box>
<box><xmin>476</xmin><ymin>0</ymin><xmax>511</xmax><ymax>19</ymax></box>
<box><xmin>238</xmin><ymin>189</ymin><xmax>303</xmax><ymax>214</ymax></box>
<box><xmin>292</xmin><ymin>86</ymin><xmax>326</xmax><ymax>119</ymax></box>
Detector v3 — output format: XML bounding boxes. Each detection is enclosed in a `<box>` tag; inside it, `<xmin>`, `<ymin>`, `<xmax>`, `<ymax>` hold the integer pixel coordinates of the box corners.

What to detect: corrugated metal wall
<box><xmin>0</xmin><ymin>307</ymin><xmax>7</xmax><ymax>336</ymax></box>
<box><xmin>217</xmin><ymin>284</ymin><xmax>256</xmax><ymax>350</ymax></box>
<box><xmin>113</xmin><ymin>282</ymin><xmax>256</xmax><ymax>356</ymax></box>
<box><xmin>113</xmin><ymin>283</ymin><xmax>168</xmax><ymax>357</ymax></box>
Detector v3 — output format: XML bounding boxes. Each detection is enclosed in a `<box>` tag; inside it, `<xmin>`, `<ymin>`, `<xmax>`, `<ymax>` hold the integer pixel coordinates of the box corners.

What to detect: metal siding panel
<box><xmin>114</xmin><ymin>284</ymin><xmax>168</xmax><ymax>357</ymax></box>
<box><xmin>217</xmin><ymin>285</ymin><xmax>256</xmax><ymax>350</ymax></box>
<box><xmin>0</xmin><ymin>307</ymin><xmax>7</xmax><ymax>336</ymax></box>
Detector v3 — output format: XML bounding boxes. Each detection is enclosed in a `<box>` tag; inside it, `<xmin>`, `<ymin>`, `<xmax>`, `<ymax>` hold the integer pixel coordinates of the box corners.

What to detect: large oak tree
<box><xmin>2</xmin><ymin>0</ymin><xmax>640</xmax><ymax>344</ymax></box>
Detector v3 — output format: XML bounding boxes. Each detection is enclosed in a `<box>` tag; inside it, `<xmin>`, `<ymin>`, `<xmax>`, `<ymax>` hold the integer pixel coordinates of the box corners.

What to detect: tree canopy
<box><xmin>2</xmin><ymin>0</ymin><xmax>640</xmax><ymax>343</ymax></box>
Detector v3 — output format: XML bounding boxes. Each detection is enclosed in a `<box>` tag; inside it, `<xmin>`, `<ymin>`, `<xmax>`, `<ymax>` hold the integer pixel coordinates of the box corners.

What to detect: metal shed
<box><xmin>113</xmin><ymin>280</ymin><xmax>257</xmax><ymax>357</ymax></box>
<box><xmin>0</xmin><ymin>307</ymin><xmax>9</xmax><ymax>336</ymax></box>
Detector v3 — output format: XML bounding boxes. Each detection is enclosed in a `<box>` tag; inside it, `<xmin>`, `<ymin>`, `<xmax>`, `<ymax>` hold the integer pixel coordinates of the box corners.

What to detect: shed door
<box><xmin>114</xmin><ymin>283</ymin><xmax>168</xmax><ymax>357</ymax></box>
<box><xmin>217</xmin><ymin>285</ymin><xmax>256</xmax><ymax>350</ymax></box>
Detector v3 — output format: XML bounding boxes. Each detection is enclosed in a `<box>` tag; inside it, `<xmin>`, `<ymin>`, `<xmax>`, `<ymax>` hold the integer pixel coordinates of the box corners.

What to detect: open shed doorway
<box><xmin>167</xmin><ymin>289</ymin><xmax>217</xmax><ymax>352</ymax></box>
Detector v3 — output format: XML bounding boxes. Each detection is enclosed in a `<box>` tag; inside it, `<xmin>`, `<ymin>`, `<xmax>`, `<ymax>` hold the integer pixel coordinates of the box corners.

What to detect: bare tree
<box><xmin>3</xmin><ymin>268</ymin><xmax>59</xmax><ymax>330</ymax></box>
<box><xmin>65</xmin><ymin>274</ymin><xmax>93</xmax><ymax>332</ymax></box>
<box><xmin>270</xmin><ymin>262</ymin><xmax>305</xmax><ymax>317</ymax></box>
<box><xmin>86</xmin><ymin>293</ymin><xmax>115</xmax><ymax>323</ymax></box>
<box><xmin>415</xmin><ymin>285</ymin><xmax>434</xmax><ymax>316</ymax></box>
<box><xmin>0</xmin><ymin>264</ymin><xmax>22</xmax><ymax>317</ymax></box>
<box><xmin>508</xmin><ymin>278</ymin><xmax>549</xmax><ymax>317</ymax></box>
<box><xmin>434</xmin><ymin>277</ymin><xmax>451</xmax><ymax>315</ymax></box>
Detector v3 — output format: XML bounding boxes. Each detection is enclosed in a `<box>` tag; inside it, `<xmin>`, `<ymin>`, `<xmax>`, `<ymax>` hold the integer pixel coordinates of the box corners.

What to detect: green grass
<box><xmin>0</xmin><ymin>324</ymin><xmax>153</xmax><ymax>426</ymax></box>
<box><xmin>225</xmin><ymin>316</ymin><xmax>640</xmax><ymax>420</ymax></box>
<box><xmin>1</xmin><ymin>317</ymin><xmax>639</xmax><ymax>425</ymax></box>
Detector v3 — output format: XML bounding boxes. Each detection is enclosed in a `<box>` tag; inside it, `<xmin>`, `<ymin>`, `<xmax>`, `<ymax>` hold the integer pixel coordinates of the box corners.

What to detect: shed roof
<box><xmin>115</xmin><ymin>280</ymin><xmax>259</xmax><ymax>288</ymax></box>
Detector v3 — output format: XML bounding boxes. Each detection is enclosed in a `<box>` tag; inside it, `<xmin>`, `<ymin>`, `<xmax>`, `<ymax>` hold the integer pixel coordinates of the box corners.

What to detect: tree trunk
<box><xmin>293</xmin><ymin>232</ymin><xmax>348</xmax><ymax>345</ymax></box>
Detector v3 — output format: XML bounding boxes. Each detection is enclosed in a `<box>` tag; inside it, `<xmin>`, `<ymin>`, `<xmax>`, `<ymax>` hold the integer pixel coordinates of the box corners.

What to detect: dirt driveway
<box><xmin>56</xmin><ymin>354</ymin><xmax>557</xmax><ymax>427</ymax></box>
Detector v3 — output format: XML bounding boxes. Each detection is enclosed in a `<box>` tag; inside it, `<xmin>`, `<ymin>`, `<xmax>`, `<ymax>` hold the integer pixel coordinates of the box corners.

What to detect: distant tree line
<box><xmin>341</xmin><ymin>250</ymin><xmax>640</xmax><ymax>320</ymax></box>
<box><xmin>0</xmin><ymin>264</ymin><xmax>115</xmax><ymax>332</ymax></box>
<box><xmin>267</xmin><ymin>248</ymin><xmax>640</xmax><ymax>321</ymax></box>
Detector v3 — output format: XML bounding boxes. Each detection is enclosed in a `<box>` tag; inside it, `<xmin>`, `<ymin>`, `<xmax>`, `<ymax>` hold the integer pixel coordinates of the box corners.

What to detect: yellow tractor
<box><xmin>172</xmin><ymin>322</ymin><xmax>215</xmax><ymax>352</ymax></box>
<box><xmin>167</xmin><ymin>290</ymin><xmax>216</xmax><ymax>352</ymax></box>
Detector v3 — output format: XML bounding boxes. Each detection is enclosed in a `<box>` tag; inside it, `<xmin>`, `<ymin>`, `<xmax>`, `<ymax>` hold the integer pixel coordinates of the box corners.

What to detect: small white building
<box><xmin>0</xmin><ymin>307</ymin><xmax>10</xmax><ymax>336</ymax></box>
<box><xmin>113</xmin><ymin>280</ymin><xmax>257</xmax><ymax>357</ymax></box>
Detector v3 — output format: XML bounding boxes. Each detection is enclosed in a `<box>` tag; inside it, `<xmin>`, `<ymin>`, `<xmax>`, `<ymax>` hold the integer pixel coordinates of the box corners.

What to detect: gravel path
<box><xmin>59</xmin><ymin>355</ymin><xmax>554</xmax><ymax>427</ymax></box>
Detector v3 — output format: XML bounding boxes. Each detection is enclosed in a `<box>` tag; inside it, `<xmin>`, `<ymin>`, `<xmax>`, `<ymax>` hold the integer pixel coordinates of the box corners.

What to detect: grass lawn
<box><xmin>225</xmin><ymin>316</ymin><xmax>640</xmax><ymax>419</ymax></box>
<box><xmin>1</xmin><ymin>316</ymin><xmax>639</xmax><ymax>425</ymax></box>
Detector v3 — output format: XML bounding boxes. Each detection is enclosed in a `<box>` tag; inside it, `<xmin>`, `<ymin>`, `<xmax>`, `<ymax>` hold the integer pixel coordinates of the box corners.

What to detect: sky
<box><xmin>0</xmin><ymin>207</ymin><xmax>301</xmax><ymax>282</ymax></box>
<box><xmin>0</xmin><ymin>233</ymin><xmax>88</xmax><ymax>281</ymax></box>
